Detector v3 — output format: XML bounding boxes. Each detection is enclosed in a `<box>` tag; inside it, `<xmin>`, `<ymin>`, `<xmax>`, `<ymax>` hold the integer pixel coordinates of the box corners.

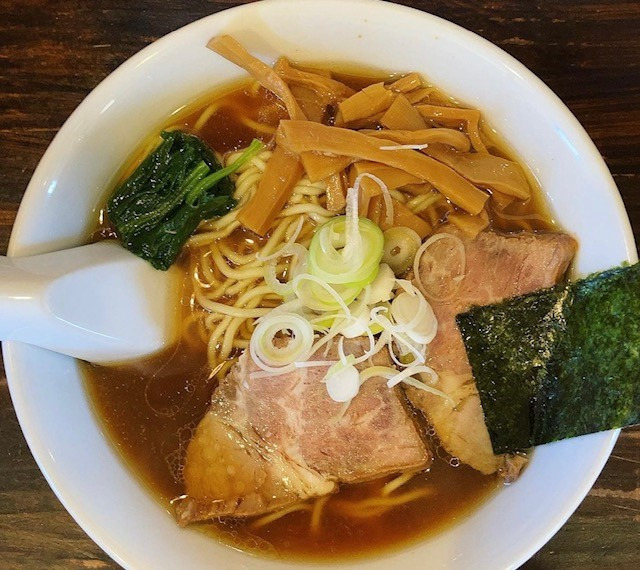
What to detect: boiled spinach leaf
<box><xmin>107</xmin><ymin>131</ymin><xmax>261</xmax><ymax>270</ymax></box>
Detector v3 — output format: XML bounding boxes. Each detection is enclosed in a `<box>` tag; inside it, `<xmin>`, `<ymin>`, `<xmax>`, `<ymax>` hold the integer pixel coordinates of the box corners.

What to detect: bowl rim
<box><xmin>4</xmin><ymin>0</ymin><xmax>634</xmax><ymax>568</ymax></box>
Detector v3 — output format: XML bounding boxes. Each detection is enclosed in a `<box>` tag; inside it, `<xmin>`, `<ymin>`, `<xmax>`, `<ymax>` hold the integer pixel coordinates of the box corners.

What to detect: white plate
<box><xmin>4</xmin><ymin>1</ymin><xmax>636</xmax><ymax>568</ymax></box>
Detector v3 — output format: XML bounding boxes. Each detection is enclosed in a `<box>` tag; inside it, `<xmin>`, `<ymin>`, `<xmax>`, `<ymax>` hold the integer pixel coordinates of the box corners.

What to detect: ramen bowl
<box><xmin>4</xmin><ymin>0</ymin><xmax>635</xmax><ymax>568</ymax></box>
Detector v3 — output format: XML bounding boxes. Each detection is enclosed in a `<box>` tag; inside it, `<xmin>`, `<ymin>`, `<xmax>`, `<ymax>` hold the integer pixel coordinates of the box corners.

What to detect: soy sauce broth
<box><xmin>82</xmin><ymin>267</ymin><xmax>500</xmax><ymax>560</ymax></box>
<box><xmin>82</xmin><ymin>335</ymin><xmax>500</xmax><ymax>561</ymax></box>
<box><xmin>81</xmin><ymin>65</ymin><xmax>551</xmax><ymax>561</ymax></box>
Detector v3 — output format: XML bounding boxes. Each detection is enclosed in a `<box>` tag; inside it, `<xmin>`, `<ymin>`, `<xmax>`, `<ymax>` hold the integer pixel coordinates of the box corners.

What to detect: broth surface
<box><xmin>82</xmin><ymin>67</ymin><xmax>550</xmax><ymax>561</ymax></box>
<box><xmin>83</xmin><ymin>346</ymin><xmax>499</xmax><ymax>559</ymax></box>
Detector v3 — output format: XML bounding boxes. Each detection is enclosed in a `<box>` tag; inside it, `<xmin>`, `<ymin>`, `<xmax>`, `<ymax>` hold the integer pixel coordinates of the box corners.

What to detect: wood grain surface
<box><xmin>0</xmin><ymin>1</ymin><xmax>638</xmax><ymax>568</ymax></box>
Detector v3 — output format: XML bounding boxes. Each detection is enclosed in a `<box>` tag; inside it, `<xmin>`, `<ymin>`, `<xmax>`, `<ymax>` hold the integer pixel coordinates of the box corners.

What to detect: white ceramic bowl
<box><xmin>5</xmin><ymin>1</ymin><xmax>636</xmax><ymax>568</ymax></box>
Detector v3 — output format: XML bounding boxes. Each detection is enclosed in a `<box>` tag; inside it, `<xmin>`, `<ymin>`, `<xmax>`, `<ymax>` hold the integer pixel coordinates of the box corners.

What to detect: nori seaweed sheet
<box><xmin>457</xmin><ymin>263</ymin><xmax>640</xmax><ymax>454</ymax></box>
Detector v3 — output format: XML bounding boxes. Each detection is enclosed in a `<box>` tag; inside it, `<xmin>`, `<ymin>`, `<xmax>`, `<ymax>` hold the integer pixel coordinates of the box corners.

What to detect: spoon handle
<box><xmin>0</xmin><ymin>256</ymin><xmax>48</xmax><ymax>342</ymax></box>
<box><xmin>0</xmin><ymin>242</ymin><xmax>180</xmax><ymax>363</ymax></box>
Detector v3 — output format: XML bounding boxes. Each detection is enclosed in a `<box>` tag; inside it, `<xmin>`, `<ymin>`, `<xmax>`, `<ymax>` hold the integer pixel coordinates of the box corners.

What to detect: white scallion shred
<box><xmin>413</xmin><ymin>233</ymin><xmax>466</xmax><ymax>302</ymax></box>
<box><xmin>379</xmin><ymin>143</ymin><xmax>429</xmax><ymax>151</ymax></box>
<box><xmin>245</xmin><ymin>173</ymin><xmax>450</xmax><ymax>406</ymax></box>
<box><xmin>353</xmin><ymin>172</ymin><xmax>394</xmax><ymax>227</ymax></box>
<box><xmin>402</xmin><ymin>375</ymin><xmax>454</xmax><ymax>405</ymax></box>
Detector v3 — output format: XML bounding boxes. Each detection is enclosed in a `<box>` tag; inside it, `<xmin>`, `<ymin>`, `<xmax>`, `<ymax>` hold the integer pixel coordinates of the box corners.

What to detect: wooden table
<box><xmin>0</xmin><ymin>1</ymin><xmax>638</xmax><ymax>567</ymax></box>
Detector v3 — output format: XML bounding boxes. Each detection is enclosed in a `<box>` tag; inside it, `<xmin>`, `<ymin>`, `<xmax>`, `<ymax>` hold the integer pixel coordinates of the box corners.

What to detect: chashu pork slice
<box><xmin>407</xmin><ymin>227</ymin><xmax>577</xmax><ymax>479</ymax></box>
<box><xmin>176</xmin><ymin>339</ymin><xmax>429</xmax><ymax>525</ymax></box>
